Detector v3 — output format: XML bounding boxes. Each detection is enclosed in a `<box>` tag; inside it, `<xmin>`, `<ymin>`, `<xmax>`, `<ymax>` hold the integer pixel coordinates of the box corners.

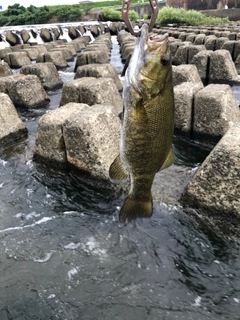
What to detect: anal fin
<box><xmin>159</xmin><ymin>148</ymin><xmax>174</xmax><ymax>172</ymax></box>
<box><xmin>109</xmin><ymin>154</ymin><xmax>128</xmax><ymax>183</ymax></box>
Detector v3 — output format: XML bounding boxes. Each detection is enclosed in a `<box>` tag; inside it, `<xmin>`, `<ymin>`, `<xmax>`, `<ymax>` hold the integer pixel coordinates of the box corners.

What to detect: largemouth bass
<box><xmin>109</xmin><ymin>24</ymin><xmax>175</xmax><ymax>222</ymax></box>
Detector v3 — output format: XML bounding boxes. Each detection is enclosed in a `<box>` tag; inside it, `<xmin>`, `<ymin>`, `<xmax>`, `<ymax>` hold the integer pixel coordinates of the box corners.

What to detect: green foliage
<box><xmin>128</xmin><ymin>10</ymin><xmax>139</xmax><ymax>22</ymax></box>
<box><xmin>5</xmin><ymin>3</ymin><xmax>26</xmax><ymax>16</ymax></box>
<box><xmin>156</xmin><ymin>6</ymin><xmax>230</xmax><ymax>26</ymax></box>
<box><xmin>103</xmin><ymin>8</ymin><xmax>122</xmax><ymax>21</ymax></box>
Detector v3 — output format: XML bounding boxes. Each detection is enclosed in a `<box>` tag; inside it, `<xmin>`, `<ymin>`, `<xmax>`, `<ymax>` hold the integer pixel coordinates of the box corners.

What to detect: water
<box><xmin>0</xmin><ymin>29</ymin><xmax>240</xmax><ymax>320</ymax></box>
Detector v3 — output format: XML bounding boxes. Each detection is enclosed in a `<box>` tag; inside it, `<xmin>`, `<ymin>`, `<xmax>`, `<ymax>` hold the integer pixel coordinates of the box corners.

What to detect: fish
<box><xmin>109</xmin><ymin>24</ymin><xmax>175</xmax><ymax>222</ymax></box>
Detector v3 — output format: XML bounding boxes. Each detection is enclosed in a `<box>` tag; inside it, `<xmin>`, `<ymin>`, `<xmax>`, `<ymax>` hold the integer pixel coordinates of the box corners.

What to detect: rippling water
<box><xmin>0</xmin><ymin>32</ymin><xmax>240</xmax><ymax>320</ymax></box>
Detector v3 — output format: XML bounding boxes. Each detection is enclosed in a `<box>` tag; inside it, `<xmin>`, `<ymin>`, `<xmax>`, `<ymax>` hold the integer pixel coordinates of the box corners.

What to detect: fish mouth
<box><xmin>139</xmin><ymin>24</ymin><xmax>168</xmax><ymax>50</ymax></box>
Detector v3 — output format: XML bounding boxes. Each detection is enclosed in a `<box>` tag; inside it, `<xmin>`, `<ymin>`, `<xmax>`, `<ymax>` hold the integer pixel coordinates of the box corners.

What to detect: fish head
<box><xmin>127</xmin><ymin>24</ymin><xmax>172</xmax><ymax>100</ymax></box>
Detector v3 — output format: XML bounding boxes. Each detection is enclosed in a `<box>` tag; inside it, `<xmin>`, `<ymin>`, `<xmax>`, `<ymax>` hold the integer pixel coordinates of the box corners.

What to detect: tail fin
<box><xmin>119</xmin><ymin>195</ymin><xmax>153</xmax><ymax>223</ymax></box>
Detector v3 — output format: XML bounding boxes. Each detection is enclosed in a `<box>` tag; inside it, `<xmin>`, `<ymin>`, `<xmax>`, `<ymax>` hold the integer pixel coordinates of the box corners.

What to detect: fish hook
<box><xmin>122</xmin><ymin>0</ymin><xmax>159</xmax><ymax>37</ymax></box>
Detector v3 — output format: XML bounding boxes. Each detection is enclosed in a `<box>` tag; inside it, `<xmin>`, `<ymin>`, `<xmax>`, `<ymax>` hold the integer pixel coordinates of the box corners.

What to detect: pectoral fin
<box><xmin>109</xmin><ymin>155</ymin><xmax>128</xmax><ymax>183</ymax></box>
<box><xmin>159</xmin><ymin>148</ymin><xmax>174</xmax><ymax>172</ymax></box>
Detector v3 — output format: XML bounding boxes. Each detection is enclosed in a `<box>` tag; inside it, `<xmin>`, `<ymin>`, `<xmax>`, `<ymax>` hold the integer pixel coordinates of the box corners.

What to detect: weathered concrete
<box><xmin>209</xmin><ymin>50</ymin><xmax>238</xmax><ymax>82</ymax></box>
<box><xmin>174</xmin><ymin>82</ymin><xmax>203</xmax><ymax>135</ymax></box>
<box><xmin>181</xmin><ymin>123</ymin><xmax>240</xmax><ymax>235</ymax></box>
<box><xmin>22</xmin><ymin>48</ymin><xmax>39</xmax><ymax>60</ymax></box>
<box><xmin>20</xmin><ymin>29</ymin><xmax>30</xmax><ymax>43</ymax></box>
<box><xmin>20</xmin><ymin>62</ymin><xmax>63</xmax><ymax>91</ymax></box>
<box><xmin>0</xmin><ymin>93</ymin><xmax>27</xmax><ymax>147</ymax></box>
<box><xmin>172</xmin><ymin>44</ymin><xmax>190</xmax><ymax>65</ymax></box>
<box><xmin>191</xmin><ymin>50</ymin><xmax>212</xmax><ymax>84</ymax></box>
<box><xmin>60</xmin><ymin>77</ymin><xmax>123</xmax><ymax>115</ymax></box>
<box><xmin>40</xmin><ymin>28</ymin><xmax>53</xmax><ymax>42</ymax></box>
<box><xmin>34</xmin><ymin>103</ymin><xmax>89</xmax><ymax>167</ymax></box>
<box><xmin>5</xmin><ymin>30</ymin><xmax>22</xmax><ymax>46</ymax></box>
<box><xmin>74</xmin><ymin>51</ymin><xmax>109</xmax><ymax>71</ymax></box>
<box><xmin>4</xmin><ymin>52</ymin><xmax>32</xmax><ymax>69</ymax></box>
<box><xmin>68</xmin><ymin>26</ymin><xmax>81</xmax><ymax>40</ymax></box>
<box><xmin>0</xmin><ymin>74</ymin><xmax>49</xmax><ymax>109</ymax></box>
<box><xmin>0</xmin><ymin>48</ymin><xmax>12</xmax><ymax>60</ymax></box>
<box><xmin>50</xmin><ymin>47</ymin><xmax>75</xmax><ymax>61</ymax></box>
<box><xmin>204</xmin><ymin>35</ymin><xmax>217</xmax><ymax>50</ymax></box>
<box><xmin>0</xmin><ymin>62</ymin><xmax>13</xmax><ymax>77</ymax></box>
<box><xmin>75</xmin><ymin>63</ymin><xmax>122</xmax><ymax>91</ymax></box>
<box><xmin>172</xmin><ymin>64</ymin><xmax>202</xmax><ymax>87</ymax></box>
<box><xmin>188</xmin><ymin>45</ymin><xmax>206</xmax><ymax>64</ymax></box>
<box><xmin>193</xmin><ymin>84</ymin><xmax>240</xmax><ymax>140</ymax></box>
<box><xmin>63</xmin><ymin>104</ymin><xmax>121</xmax><ymax>181</ymax></box>
<box><xmin>36</xmin><ymin>51</ymin><xmax>68</xmax><ymax>70</ymax></box>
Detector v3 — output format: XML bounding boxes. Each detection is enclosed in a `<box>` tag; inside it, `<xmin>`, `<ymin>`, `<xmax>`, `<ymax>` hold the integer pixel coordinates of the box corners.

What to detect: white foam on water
<box><xmin>47</xmin><ymin>294</ymin><xmax>56</xmax><ymax>299</ymax></box>
<box><xmin>33</xmin><ymin>252</ymin><xmax>53</xmax><ymax>263</ymax></box>
<box><xmin>0</xmin><ymin>159</ymin><xmax>8</xmax><ymax>166</ymax></box>
<box><xmin>25</xmin><ymin>211</ymin><xmax>41</xmax><ymax>220</ymax></box>
<box><xmin>233</xmin><ymin>298</ymin><xmax>239</xmax><ymax>303</ymax></box>
<box><xmin>193</xmin><ymin>296</ymin><xmax>202</xmax><ymax>307</ymax></box>
<box><xmin>0</xmin><ymin>216</ymin><xmax>56</xmax><ymax>234</ymax></box>
<box><xmin>64</xmin><ymin>242</ymin><xmax>81</xmax><ymax>250</ymax></box>
<box><xmin>67</xmin><ymin>267</ymin><xmax>79</xmax><ymax>280</ymax></box>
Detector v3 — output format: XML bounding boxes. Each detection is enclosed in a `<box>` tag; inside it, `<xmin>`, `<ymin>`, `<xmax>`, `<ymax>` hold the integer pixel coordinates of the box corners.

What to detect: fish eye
<box><xmin>161</xmin><ymin>56</ymin><xmax>169</xmax><ymax>66</ymax></box>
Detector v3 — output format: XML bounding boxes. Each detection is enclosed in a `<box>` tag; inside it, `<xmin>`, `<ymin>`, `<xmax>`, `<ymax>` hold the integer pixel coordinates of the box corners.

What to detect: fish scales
<box><xmin>109</xmin><ymin>24</ymin><xmax>175</xmax><ymax>222</ymax></box>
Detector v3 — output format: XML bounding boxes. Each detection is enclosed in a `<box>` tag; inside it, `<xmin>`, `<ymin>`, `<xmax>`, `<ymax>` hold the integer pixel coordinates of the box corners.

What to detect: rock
<box><xmin>204</xmin><ymin>35</ymin><xmax>217</xmax><ymax>50</ymax></box>
<box><xmin>52</xmin><ymin>27</ymin><xmax>60</xmax><ymax>40</ymax></box>
<box><xmin>34</xmin><ymin>103</ymin><xmax>89</xmax><ymax>167</ymax></box>
<box><xmin>78</xmin><ymin>25</ymin><xmax>86</xmax><ymax>36</ymax></box>
<box><xmin>40</xmin><ymin>28</ymin><xmax>53</xmax><ymax>42</ymax></box>
<box><xmin>0</xmin><ymin>74</ymin><xmax>49</xmax><ymax>108</ymax></box>
<box><xmin>172</xmin><ymin>64</ymin><xmax>202</xmax><ymax>87</ymax></box>
<box><xmin>22</xmin><ymin>48</ymin><xmax>39</xmax><ymax>60</ymax></box>
<box><xmin>90</xmin><ymin>25</ymin><xmax>100</xmax><ymax>38</ymax></box>
<box><xmin>209</xmin><ymin>50</ymin><xmax>238</xmax><ymax>82</ymax></box>
<box><xmin>193</xmin><ymin>84</ymin><xmax>240</xmax><ymax>140</ymax></box>
<box><xmin>0</xmin><ymin>93</ymin><xmax>27</xmax><ymax>147</ymax></box>
<box><xmin>0</xmin><ymin>62</ymin><xmax>13</xmax><ymax>77</ymax></box>
<box><xmin>109</xmin><ymin>23</ymin><xmax>118</xmax><ymax>35</ymax></box>
<box><xmin>20</xmin><ymin>29</ymin><xmax>30</xmax><ymax>43</ymax></box>
<box><xmin>34</xmin><ymin>102</ymin><xmax>121</xmax><ymax>183</ymax></box>
<box><xmin>178</xmin><ymin>32</ymin><xmax>187</xmax><ymax>41</ymax></box>
<box><xmin>75</xmin><ymin>63</ymin><xmax>122</xmax><ymax>91</ymax></box>
<box><xmin>233</xmin><ymin>41</ymin><xmax>240</xmax><ymax>61</ymax></box>
<box><xmin>63</xmin><ymin>104</ymin><xmax>121</xmax><ymax>181</ymax></box>
<box><xmin>215</xmin><ymin>37</ymin><xmax>228</xmax><ymax>50</ymax></box>
<box><xmin>71</xmin><ymin>38</ymin><xmax>86</xmax><ymax>51</ymax></box>
<box><xmin>188</xmin><ymin>45</ymin><xmax>206</xmax><ymax>64</ymax></box>
<box><xmin>74</xmin><ymin>51</ymin><xmax>109</xmax><ymax>71</ymax></box>
<box><xmin>181</xmin><ymin>123</ymin><xmax>240</xmax><ymax>235</ymax></box>
<box><xmin>121</xmin><ymin>43</ymin><xmax>135</xmax><ymax>61</ymax></box>
<box><xmin>60</xmin><ymin>77</ymin><xmax>123</xmax><ymax>115</ymax></box>
<box><xmin>36</xmin><ymin>51</ymin><xmax>68</xmax><ymax>70</ymax></box>
<box><xmin>5</xmin><ymin>30</ymin><xmax>22</xmax><ymax>46</ymax></box>
<box><xmin>20</xmin><ymin>62</ymin><xmax>63</xmax><ymax>91</ymax></box>
<box><xmin>221</xmin><ymin>40</ymin><xmax>237</xmax><ymax>59</ymax></box>
<box><xmin>68</xmin><ymin>26</ymin><xmax>80</xmax><ymax>40</ymax></box>
<box><xmin>172</xmin><ymin>44</ymin><xmax>190</xmax><ymax>65</ymax></box>
<box><xmin>169</xmin><ymin>40</ymin><xmax>183</xmax><ymax>57</ymax></box>
<box><xmin>50</xmin><ymin>47</ymin><xmax>75</xmax><ymax>61</ymax></box>
<box><xmin>95</xmin><ymin>35</ymin><xmax>112</xmax><ymax>50</ymax></box>
<box><xmin>186</xmin><ymin>33</ymin><xmax>196</xmax><ymax>43</ymax></box>
<box><xmin>174</xmin><ymin>82</ymin><xmax>203</xmax><ymax>136</ymax></box>
<box><xmin>191</xmin><ymin>50</ymin><xmax>212</xmax><ymax>84</ymax></box>
<box><xmin>4</xmin><ymin>52</ymin><xmax>32</xmax><ymax>69</ymax></box>
<box><xmin>84</xmin><ymin>44</ymin><xmax>109</xmax><ymax>53</ymax></box>
<box><xmin>194</xmin><ymin>33</ymin><xmax>206</xmax><ymax>45</ymax></box>
<box><xmin>0</xmin><ymin>48</ymin><xmax>12</xmax><ymax>60</ymax></box>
